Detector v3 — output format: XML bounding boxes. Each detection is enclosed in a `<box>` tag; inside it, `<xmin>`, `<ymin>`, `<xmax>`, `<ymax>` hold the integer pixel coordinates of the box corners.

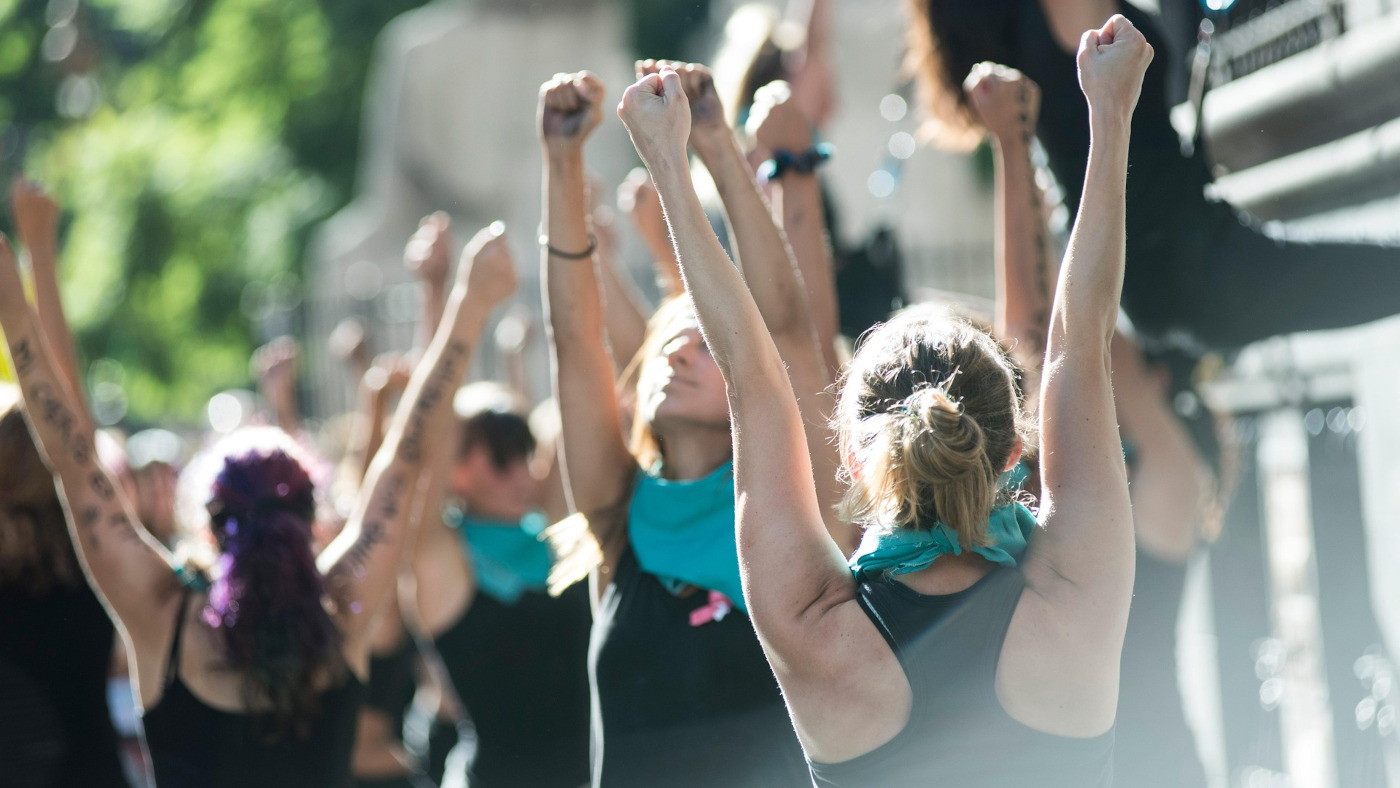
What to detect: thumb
<box><xmin>1080</xmin><ymin>29</ymin><xmax>1101</xmax><ymax>55</ymax></box>
<box><xmin>639</xmin><ymin>72</ymin><xmax>664</xmax><ymax>99</ymax></box>
<box><xmin>659</xmin><ymin>69</ymin><xmax>683</xmax><ymax>101</ymax></box>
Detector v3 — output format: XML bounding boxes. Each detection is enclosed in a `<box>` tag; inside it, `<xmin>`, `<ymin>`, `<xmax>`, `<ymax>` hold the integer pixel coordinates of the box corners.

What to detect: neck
<box><xmin>898</xmin><ymin>550</ymin><xmax>994</xmax><ymax>595</ymax></box>
<box><xmin>654</xmin><ymin>423</ymin><xmax>732</xmax><ymax>481</ymax></box>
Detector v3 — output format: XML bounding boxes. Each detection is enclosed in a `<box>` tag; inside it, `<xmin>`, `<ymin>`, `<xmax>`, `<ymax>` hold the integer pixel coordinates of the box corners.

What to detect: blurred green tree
<box><xmin>0</xmin><ymin>0</ymin><xmax>428</xmax><ymax>424</ymax></box>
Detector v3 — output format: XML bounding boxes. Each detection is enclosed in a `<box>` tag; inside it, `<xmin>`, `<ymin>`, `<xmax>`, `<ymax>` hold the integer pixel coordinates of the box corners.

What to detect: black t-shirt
<box><xmin>0</xmin><ymin>579</ymin><xmax>129</xmax><ymax>788</ymax></box>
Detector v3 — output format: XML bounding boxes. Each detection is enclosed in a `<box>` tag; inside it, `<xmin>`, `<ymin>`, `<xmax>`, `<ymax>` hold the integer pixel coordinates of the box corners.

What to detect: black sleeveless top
<box><xmin>141</xmin><ymin>592</ymin><xmax>364</xmax><ymax>788</ymax></box>
<box><xmin>431</xmin><ymin>580</ymin><xmax>591</xmax><ymax>788</ymax></box>
<box><xmin>808</xmin><ymin>566</ymin><xmax>1114</xmax><ymax>787</ymax></box>
<box><xmin>362</xmin><ymin>633</ymin><xmax>417</xmax><ymax>738</ymax></box>
<box><xmin>590</xmin><ymin>549</ymin><xmax>809</xmax><ymax>787</ymax></box>
<box><xmin>0</xmin><ymin>580</ymin><xmax>129</xmax><ymax>787</ymax></box>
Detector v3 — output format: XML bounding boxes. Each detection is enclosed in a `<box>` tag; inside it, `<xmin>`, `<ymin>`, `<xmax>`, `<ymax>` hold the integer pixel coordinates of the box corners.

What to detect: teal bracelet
<box><xmin>758</xmin><ymin>143</ymin><xmax>834</xmax><ymax>183</ymax></box>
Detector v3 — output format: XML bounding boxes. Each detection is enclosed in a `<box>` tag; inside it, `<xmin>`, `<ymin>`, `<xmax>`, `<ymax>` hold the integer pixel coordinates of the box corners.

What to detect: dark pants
<box><xmin>1122</xmin><ymin>200</ymin><xmax>1400</xmax><ymax>351</ymax></box>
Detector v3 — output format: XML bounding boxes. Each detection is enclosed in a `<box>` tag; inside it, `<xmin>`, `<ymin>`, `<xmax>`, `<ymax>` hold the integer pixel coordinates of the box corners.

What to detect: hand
<box><xmin>539</xmin><ymin>72</ymin><xmax>606</xmax><ymax>157</ymax></box>
<box><xmin>404</xmin><ymin>212</ymin><xmax>452</xmax><ymax>289</ymax></box>
<box><xmin>459</xmin><ymin>222</ymin><xmax>517</xmax><ymax>309</ymax></box>
<box><xmin>329</xmin><ymin>318</ymin><xmax>371</xmax><ymax>370</ymax></box>
<box><xmin>1077</xmin><ymin>14</ymin><xmax>1153</xmax><ymax>120</ymax></box>
<box><xmin>617</xmin><ymin>69</ymin><xmax>692</xmax><ymax>175</ymax></box>
<box><xmin>252</xmin><ymin>336</ymin><xmax>300</xmax><ymax>402</ymax></box>
<box><xmin>365</xmin><ymin>352</ymin><xmax>414</xmax><ymax>396</ymax></box>
<box><xmin>637</xmin><ymin>61</ymin><xmax>725</xmax><ymax>142</ymax></box>
<box><xmin>10</xmin><ymin>177</ymin><xmax>60</xmax><ymax>255</ymax></box>
<box><xmin>746</xmin><ymin>80</ymin><xmax>814</xmax><ymax>155</ymax></box>
<box><xmin>964</xmin><ymin>63</ymin><xmax>1040</xmax><ymax>145</ymax></box>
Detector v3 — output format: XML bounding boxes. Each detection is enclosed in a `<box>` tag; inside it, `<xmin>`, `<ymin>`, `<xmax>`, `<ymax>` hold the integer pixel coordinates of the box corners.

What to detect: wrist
<box><xmin>1088</xmin><ymin>106</ymin><xmax>1132</xmax><ymax>135</ymax></box>
<box><xmin>545</xmin><ymin>146</ymin><xmax>586</xmax><ymax>170</ymax></box>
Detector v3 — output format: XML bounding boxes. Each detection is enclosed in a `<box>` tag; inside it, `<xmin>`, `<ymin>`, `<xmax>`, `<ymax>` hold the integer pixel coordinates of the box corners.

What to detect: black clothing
<box><xmin>353</xmin><ymin>774</ymin><xmax>436</xmax><ymax>788</ymax></box>
<box><xmin>1116</xmin><ymin>550</ymin><xmax>1208</xmax><ymax>786</ymax></box>
<box><xmin>808</xmin><ymin>566</ymin><xmax>1114</xmax><ymax>787</ymax></box>
<box><xmin>431</xmin><ymin>581</ymin><xmax>592</xmax><ymax>788</ymax></box>
<box><xmin>1007</xmin><ymin>0</ymin><xmax>1400</xmax><ymax>350</ymax></box>
<box><xmin>364</xmin><ymin>634</ymin><xmax>417</xmax><ymax>737</ymax></box>
<box><xmin>0</xmin><ymin>580</ymin><xmax>129</xmax><ymax>787</ymax></box>
<box><xmin>141</xmin><ymin>592</ymin><xmax>363</xmax><ymax>788</ymax></box>
<box><xmin>590</xmin><ymin>549</ymin><xmax>809</xmax><ymax>788</ymax></box>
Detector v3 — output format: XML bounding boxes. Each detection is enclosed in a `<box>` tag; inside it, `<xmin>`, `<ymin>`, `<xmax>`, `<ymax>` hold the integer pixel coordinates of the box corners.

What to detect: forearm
<box><xmin>27</xmin><ymin>249</ymin><xmax>83</xmax><ymax>405</ymax></box>
<box><xmin>596</xmin><ymin>251</ymin><xmax>648</xmax><ymax>367</ymax></box>
<box><xmin>0</xmin><ymin>302</ymin><xmax>170</xmax><ymax>612</ymax></box>
<box><xmin>992</xmin><ymin>134</ymin><xmax>1056</xmax><ymax>367</ymax></box>
<box><xmin>774</xmin><ymin>172</ymin><xmax>839</xmax><ymax>371</ymax></box>
<box><xmin>417</xmin><ymin>283</ymin><xmax>448</xmax><ymax>353</ymax></box>
<box><xmin>1047</xmin><ymin>114</ymin><xmax>1129</xmax><ymax>354</ymax></box>
<box><xmin>693</xmin><ymin>132</ymin><xmax>808</xmax><ymax>339</ymax></box>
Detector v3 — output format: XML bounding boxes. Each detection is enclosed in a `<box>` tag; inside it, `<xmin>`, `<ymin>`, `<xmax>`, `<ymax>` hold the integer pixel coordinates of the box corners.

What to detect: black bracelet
<box><xmin>539</xmin><ymin>234</ymin><xmax>598</xmax><ymax>260</ymax></box>
<box><xmin>758</xmin><ymin>143</ymin><xmax>834</xmax><ymax>184</ymax></box>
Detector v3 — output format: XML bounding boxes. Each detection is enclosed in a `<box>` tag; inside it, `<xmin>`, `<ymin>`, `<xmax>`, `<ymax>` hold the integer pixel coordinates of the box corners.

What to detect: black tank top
<box><xmin>0</xmin><ymin>580</ymin><xmax>129</xmax><ymax>787</ymax></box>
<box><xmin>141</xmin><ymin>592</ymin><xmax>364</xmax><ymax>788</ymax></box>
<box><xmin>808</xmin><ymin>566</ymin><xmax>1114</xmax><ymax>787</ymax></box>
<box><xmin>589</xmin><ymin>549</ymin><xmax>809</xmax><ymax>787</ymax></box>
<box><xmin>431</xmin><ymin>580</ymin><xmax>591</xmax><ymax>788</ymax></box>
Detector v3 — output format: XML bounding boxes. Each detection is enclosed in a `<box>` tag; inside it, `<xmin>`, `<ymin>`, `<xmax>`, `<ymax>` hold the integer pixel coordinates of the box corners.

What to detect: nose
<box><xmin>663</xmin><ymin>335</ymin><xmax>695</xmax><ymax>368</ymax></box>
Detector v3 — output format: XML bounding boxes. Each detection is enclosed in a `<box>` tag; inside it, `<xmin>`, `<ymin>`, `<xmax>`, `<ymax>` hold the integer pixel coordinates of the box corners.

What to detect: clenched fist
<box><xmin>963</xmin><ymin>63</ymin><xmax>1039</xmax><ymax>146</ymax></box>
<box><xmin>539</xmin><ymin>72</ymin><xmax>605</xmax><ymax>157</ymax></box>
<box><xmin>1076</xmin><ymin>15</ymin><xmax>1153</xmax><ymax>120</ymax></box>
<box><xmin>617</xmin><ymin>68</ymin><xmax>692</xmax><ymax>175</ymax></box>
<box><xmin>459</xmin><ymin>222</ymin><xmax>517</xmax><ymax>310</ymax></box>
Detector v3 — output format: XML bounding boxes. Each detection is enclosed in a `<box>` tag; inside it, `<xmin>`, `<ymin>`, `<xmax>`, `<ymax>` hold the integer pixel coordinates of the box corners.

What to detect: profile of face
<box><xmin>636</xmin><ymin>310</ymin><xmax>730</xmax><ymax>434</ymax></box>
<box><xmin>451</xmin><ymin>446</ymin><xmax>540</xmax><ymax>523</ymax></box>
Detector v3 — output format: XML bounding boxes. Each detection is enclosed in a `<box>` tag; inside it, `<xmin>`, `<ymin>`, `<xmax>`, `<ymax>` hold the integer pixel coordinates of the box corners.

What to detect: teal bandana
<box><xmin>628</xmin><ymin>461</ymin><xmax>746</xmax><ymax>614</ymax></box>
<box><xmin>849</xmin><ymin>464</ymin><xmax>1038</xmax><ymax>579</ymax></box>
<box><xmin>446</xmin><ymin>508</ymin><xmax>553</xmax><ymax>605</ymax></box>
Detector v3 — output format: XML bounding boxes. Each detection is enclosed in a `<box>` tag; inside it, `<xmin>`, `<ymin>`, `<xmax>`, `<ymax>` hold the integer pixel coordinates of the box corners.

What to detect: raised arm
<box><xmin>319</xmin><ymin>223</ymin><xmax>517</xmax><ymax>667</ymax></box>
<box><xmin>539</xmin><ymin>72</ymin><xmax>635</xmax><ymax>564</ymax></box>
<box><xmin>11</xmin><ymin>178</ymin><xmax>83</xmax><ymax>402</ymax></box>
<box><xmin>964</xmin><ymin>66</ymin><xmax>1056</xmax><ymax>381</ymax></box>
<box><xmin>618</xmin><ymin>167</ymin><xmax>684</xmax><ymax>299</ymax></box>
<box><xmin>252</xmin><ymin>336</ymin><xmax>302</xmax><ymax>435</ymax></box>
<box><xmin>0</xmin><ymin>236</ymin><xmax>178</xmax><ymax>646</ymax></box>
<box><xmin>647</xmin><ymin>61</ymin><xmax>850</xmax><ymax>551</ymax></box>
<box><xmin>747</xmin><ymin>81</ymin><xmax>841</xmax><ymax>376</ymax></box>
<box><xmin>618</xmin><ymin>69</ymin><xmax>852</xmax><ymax>663</ymax></box>
<box><xmin>1022</xmin><ymin>14</ymin><xmax>1149</xmax><ymax>635</ymax></box>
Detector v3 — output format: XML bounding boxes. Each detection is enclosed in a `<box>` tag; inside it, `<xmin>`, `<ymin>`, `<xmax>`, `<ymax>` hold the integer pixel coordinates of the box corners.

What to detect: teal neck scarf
<box><xmin>628</xmin><ymin>461</ymin><xmax>746</xmax><ymax>614</ymax></box>
<box><xmin>849</xmin><ymin>464</ymin><xmax>1038</xmax><ymax>579</ymax></box>
<box><xmin>446</xmin><ymin>508</ymin><xmax>553</xmax><ymax>605</ymax></box>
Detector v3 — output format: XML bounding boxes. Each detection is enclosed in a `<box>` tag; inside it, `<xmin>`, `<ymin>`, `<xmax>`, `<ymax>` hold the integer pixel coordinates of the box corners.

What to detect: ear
<box><xmin>1003</xmin><ymin>437</ymin><xmax>1024</xmax><ymax>472</ymax></box>
<box><xmin>845</xmin><ymin>449</ymin><xmax>862</xmax><ymax>481</ymax></box>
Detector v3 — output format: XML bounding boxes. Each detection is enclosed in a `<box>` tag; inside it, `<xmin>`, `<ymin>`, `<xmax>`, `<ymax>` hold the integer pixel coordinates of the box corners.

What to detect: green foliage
<box><xmin>1</xmin><ymin>0</ymin><xmax>427</xmax><ymax>424</ymax></box>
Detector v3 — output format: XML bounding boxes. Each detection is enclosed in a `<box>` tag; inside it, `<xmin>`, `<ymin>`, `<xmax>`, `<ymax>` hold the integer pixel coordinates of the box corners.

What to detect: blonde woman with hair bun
<box><xmin>616</xmin><ymin>14</ymin><xmax>1151</xmax><ymax>786</ymax></box>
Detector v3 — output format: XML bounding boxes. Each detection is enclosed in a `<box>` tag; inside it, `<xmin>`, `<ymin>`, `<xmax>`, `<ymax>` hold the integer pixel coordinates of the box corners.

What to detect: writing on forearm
<box><xmin>12</xmin><ymin>338</ymin><xmax>36</xmax><ymax>375</ymax></box>
<box><xmin>398</xmin><ymin>340</ymin><xmax>468</xmax><ymax>465</ymax></box>
<box><xmin>78</xmin><ymin>505</ymin><xmax>102</xmax><ymax>553</ymax></box>
<box><xmin>1018</xmin><ymin>84</ymin><xmax>1052</xmax><ymax>352</ymax></box>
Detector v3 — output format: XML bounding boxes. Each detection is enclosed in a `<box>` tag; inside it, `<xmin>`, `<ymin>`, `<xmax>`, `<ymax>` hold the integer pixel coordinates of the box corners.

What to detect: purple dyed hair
<box><xmin>205</xmin><ymin>446</ymin><xmax>342</xmax><ymax>739</ymax></box>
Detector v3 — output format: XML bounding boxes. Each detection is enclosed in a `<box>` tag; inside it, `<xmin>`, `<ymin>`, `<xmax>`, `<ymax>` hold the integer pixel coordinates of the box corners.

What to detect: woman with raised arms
<box><xmin>0</xmin><ymin>221</ymin><xmax>517</xmax><ymax>788</ymax></box>
<box><xmin>539</xmin><ymin>63</ymin><xmax>848</xmax><ymax>786</ymax></box>
<box><xmin>615</xmin><ymin>14</ymin><xmax>1150</xmax><ymax>786</ymax></box>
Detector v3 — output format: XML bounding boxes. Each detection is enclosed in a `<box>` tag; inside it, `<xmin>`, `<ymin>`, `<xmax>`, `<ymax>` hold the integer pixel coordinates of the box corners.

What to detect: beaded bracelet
<box><xmin>757</xmin><ymin>143</ymin><xmax>834</xmax><ymax>184</ymax></box>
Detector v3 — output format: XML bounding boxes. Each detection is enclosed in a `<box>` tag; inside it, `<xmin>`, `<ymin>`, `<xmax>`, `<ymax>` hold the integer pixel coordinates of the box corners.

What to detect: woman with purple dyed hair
<box><xmin>0</xmin><ymin>222</ymin><xmax>519</xmax><ymax>788</ymax></box>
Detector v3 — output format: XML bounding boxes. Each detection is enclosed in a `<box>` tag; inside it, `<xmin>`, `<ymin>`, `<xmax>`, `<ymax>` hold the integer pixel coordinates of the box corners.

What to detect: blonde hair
<box><xmin>837</xmin><ymin>308</ymin><xmax>1028</xmax><ymax>547</ymax></box>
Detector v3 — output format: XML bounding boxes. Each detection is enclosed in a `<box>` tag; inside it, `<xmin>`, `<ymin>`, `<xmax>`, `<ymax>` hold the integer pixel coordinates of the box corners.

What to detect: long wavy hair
<box><xmin>0</xmin><ymin>384</ymin><xmax>81</xmax><ymax>594</ymax></box>
<box><xmin>904</xmin><ymin>0</ymin><xmax>1019</xmax><ymax>150</ymax></box>
<box><xmin>196</xmin><ymin>429</ymin><xmax>342</xmax><ymax>740</ymax></box>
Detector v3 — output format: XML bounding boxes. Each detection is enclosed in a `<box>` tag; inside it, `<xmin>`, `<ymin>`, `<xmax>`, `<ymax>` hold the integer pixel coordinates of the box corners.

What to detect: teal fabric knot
<box><xmin>849</xmin><ymin>463</ymin><xmax>1038</xmax><ymax>579</ymax></box>
<box><xmin>446</xmin><ymin>508</ymin><xmax>553</xmax><ymax>605</ymax></box>
<box><xmin>628</xmin><ymin>461</ymin><xmax>747</xmax><ymax>614</ymax></box>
